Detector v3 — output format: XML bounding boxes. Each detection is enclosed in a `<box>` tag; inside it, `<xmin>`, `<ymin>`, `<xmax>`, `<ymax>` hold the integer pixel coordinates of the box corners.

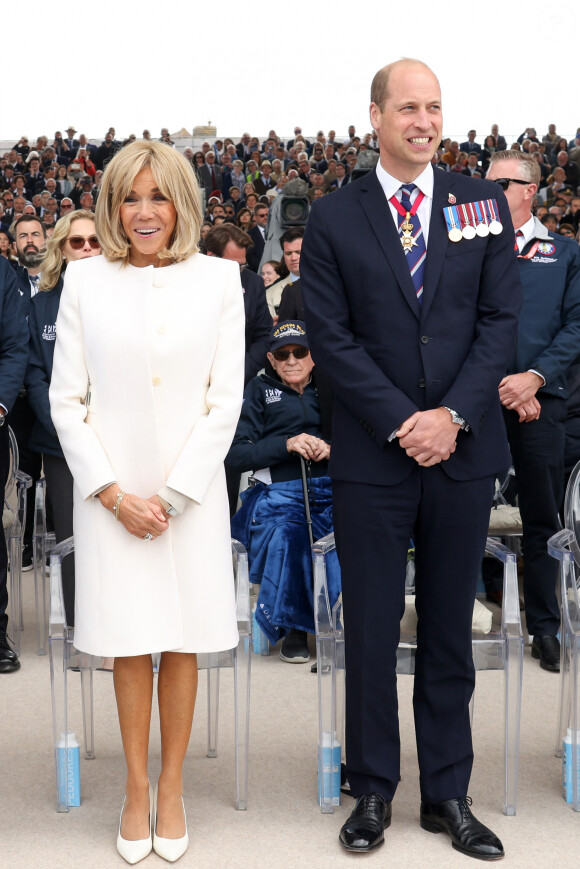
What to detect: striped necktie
<box><xmin>514</xmin><ymin>229</ymin><xmax>524</xmax><ymax>253</ymax></box>
<box><xmin>399</xmin><ymin>184</ymin><xmax>426</xmax><ymax>305</ymax></box>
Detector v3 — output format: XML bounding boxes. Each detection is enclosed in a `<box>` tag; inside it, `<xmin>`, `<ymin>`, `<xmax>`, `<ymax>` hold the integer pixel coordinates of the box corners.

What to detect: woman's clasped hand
<box><xmin>98</xmin><ymin>485</ymin><xmax>171</xmax><ymax>540</ymax></box>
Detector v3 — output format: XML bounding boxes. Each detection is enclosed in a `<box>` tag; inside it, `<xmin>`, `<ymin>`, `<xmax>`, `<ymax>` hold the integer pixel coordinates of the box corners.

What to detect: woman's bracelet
<box><xmin>113</xmin><ymin>490</ymin><xmax>126</xmax><ymax>522</ymax></box>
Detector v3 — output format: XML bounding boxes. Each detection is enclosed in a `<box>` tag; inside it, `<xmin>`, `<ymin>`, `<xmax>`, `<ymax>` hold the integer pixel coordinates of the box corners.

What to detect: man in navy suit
<box><xmin>301</xmin><ymin>59</ymin><xmax>521</xmax><ymax>859</ymax></box>
<box><xmin>460</xmin><ymin>129</ymin><xmax>482</xmax><ymax>155</ymax></box>
<box><xmin>0</xmin><ymin>257</ymin><xmax>29</xmax><ymax>672</ymax></box>
<box><xmin>246</xmin><ymin>203</ymin><xmax>269</xmax><ymax>273</ymax></box>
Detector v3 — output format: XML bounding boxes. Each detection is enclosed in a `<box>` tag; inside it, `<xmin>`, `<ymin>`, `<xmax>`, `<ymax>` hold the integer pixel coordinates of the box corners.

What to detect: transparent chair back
<box><xmin>5</xmin><ymin>426</ymin><xmax>32</xmax><ymax>654</ymax></box>
<box><xmin>314</xmin><ymin>532</ymin><xmax>523</xmax><ymax>816</ymax></box>
<box><xmin>49</xmin><ymin>535</ymin><xmax>251</xmax><ymax>812</ymax></box>
<box><xmin>548</xmin><ymin>460</ymin><xmax>580</xmax><ymax>810</ymax></box>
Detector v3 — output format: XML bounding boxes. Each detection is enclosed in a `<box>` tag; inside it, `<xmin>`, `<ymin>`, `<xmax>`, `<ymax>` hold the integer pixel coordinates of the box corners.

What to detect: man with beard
<box><xmin>12</xmin><ymin>215</ymin><xmax>46</xmax><ymax>570</ymax></box>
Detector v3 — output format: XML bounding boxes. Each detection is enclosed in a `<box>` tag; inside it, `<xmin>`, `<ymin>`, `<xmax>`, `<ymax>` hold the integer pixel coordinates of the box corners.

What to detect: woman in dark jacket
<box><xmin>25</xmin><ymin>210</ymin><xmax>100</xmax><ymax>623</ymax></box>
<box><xmin>227</xmin><ymin>320</ymin><xmax>338</xmax><ymax>663</ymax></box>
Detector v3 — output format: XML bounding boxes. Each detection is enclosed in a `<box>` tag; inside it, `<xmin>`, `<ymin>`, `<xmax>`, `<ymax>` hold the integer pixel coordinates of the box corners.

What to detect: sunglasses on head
<box><xmin>271</xmin><ymin>347</ymin><xmax>309</xmax><ymax>362</ymax></box>
<box><xmin>492</xmin><ymin>178</ymin><xmax>530</xmax><ymax>190</ymax></box>
<box><xmin>67</xmin><ymin>235</ymin><xmax>99</xmax><ymax>250</ymax></box>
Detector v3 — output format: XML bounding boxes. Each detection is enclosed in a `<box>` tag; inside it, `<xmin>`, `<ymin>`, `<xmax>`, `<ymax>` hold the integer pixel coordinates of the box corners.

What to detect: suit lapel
<box><xmin>359</xmin><ymin>172</ymin><xmax>420</xmax><ymax>319</ymax></box>
<box><xmin>421</xmin><ymin>169</ymin><xmax>451</xmax><ymax>320</ymax></box>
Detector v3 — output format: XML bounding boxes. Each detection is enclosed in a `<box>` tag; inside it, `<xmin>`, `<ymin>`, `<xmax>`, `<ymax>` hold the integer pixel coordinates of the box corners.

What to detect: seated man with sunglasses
<box><xmin>487</xmin><ymin>151</ymin><xmax>580</xmax><ymax>672</ymax></box>
<box><xmin>227</xmin><ymin>320</ymin><xmax>338</xmax><ymax>663</ymax></box>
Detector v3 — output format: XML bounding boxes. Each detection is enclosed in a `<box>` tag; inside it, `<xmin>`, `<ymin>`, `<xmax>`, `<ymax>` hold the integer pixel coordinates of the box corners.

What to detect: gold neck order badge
<box><xmin>400</xmin><ymin>214</ymin><xmax>418</xmax><ymax>255</ymax></box>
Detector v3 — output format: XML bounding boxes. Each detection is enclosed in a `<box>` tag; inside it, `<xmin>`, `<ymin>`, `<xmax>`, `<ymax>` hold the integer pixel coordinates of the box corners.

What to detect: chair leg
<box><xmin>206</xmin><ymin>655</ymin><xmax>219</xmax><ymax>758</ymax></box>
<box><xmin>317</xmin><ymin>634</ymin><xmax>342</xmax><ymax>813</ymax></box>
<box><xmin>233</xmin><ymin>635</ymin><xmax>251</xmax><ymax>810</ymax></box>
<box><xmin>556</xmin><ymin>631</ymin><xmax>571</xmax><ymax>758</ymax></box>
<box><xmin>503</xmin><ymin>635</ymin><xmax>523</xmax><ymax>815</ymax></box>
<box><xmin>570</xmin><ymin>640</ymin><xmax>580</xmax><ymax>811</ymax></box>
<box><xmin>80</xmin><ymin>657</ymin><xmax>95</xmax><ymax>760</ymax></box>
<box><xmin>49</xmin><ymin>634</ymin><xmax>70</xmax><ymax>812</ymax></box>
<box><xmin>8</xmin><ymin>531</ymin><xmax>22</xmax><ymax>656</ymax></box>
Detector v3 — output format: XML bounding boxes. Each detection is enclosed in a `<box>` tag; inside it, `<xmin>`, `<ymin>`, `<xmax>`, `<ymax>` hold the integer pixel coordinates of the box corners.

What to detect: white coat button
<box><xmin>152</xmin><ymin>275</ymin><xmax>165</xmax><ymax>288</ymax></box>
<box><xmin>152</xmin><ymin>376</ymin><xmax>162</xmax><ymax>386</ymax></box>
<box><xmin>156</xmin><ymin>324</ymin><xmax>166</xmax><ymax>334</ymax></box>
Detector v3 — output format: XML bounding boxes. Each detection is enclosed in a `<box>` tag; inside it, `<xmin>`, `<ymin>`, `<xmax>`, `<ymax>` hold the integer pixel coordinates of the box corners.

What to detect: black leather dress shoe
<box><xmin>420</xmin><ymin>798</ymin><xmax>504</xmax><ymax>860</ymax></box>
<box><xmin>0</xmin><ymin>631</ymin><xmax>20</xmax><ymax>673</ymax></box>
<box><xmin>531</xmin><ymin>635</ymin><xmax>560</xmax><ymax>672</ymax></box>
<box><xmin>339</xmin><ymin>792</ymin><xmax>391</xmax><ymax>852</ymax></box>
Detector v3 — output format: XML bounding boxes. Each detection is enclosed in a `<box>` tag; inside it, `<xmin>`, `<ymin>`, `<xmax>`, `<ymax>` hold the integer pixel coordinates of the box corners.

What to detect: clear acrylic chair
<box><xmin>32</xmin><ymin>477</ymin><xmax>56</xmax><ymax>655</ymax></box>
<box><xmin>314</xmin><ymin>533</ymin><xmax>523</xmax><ymax>816</ymax></box>
<box><xmin>547</xmin><ymin>459</ymin><xmax>580</xmax><ymax>811</ymax></box>
<box><xmin>5</xmin><ymin>425</ymin><xmax>32</xmax><ymax>655</ymax></box>
<box><xmin>49</xmin><ymin>536</ymin><xmax>251</xmax><ymax>813</ymax></box>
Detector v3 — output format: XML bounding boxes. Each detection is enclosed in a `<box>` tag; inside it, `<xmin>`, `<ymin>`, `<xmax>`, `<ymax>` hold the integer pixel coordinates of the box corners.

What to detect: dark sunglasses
<box><xmin>68</xmin><ymin>235</ymin><xmax>99</xmax><ymax>250</ymax></box>
<box><xmin>271</xmin><ymin>347</ymin><xmax>310</xmax><ymax>362</ymax></box>
<box><xmin>492</xmin><ymin>178</ymin><xmax>530</xmax><ymax>190</ymax></box>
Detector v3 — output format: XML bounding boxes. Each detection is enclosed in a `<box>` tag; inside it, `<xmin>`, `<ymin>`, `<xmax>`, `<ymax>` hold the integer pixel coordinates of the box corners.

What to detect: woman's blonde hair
<box><xmin>39</xmin><ymin>210</ymin><xmax>96</xmax><ymax>291</ymax></box>
<box><xmin>95</xmin><ymin>140</ymin><xmax>203</xmax><ymax>265</ymax></box>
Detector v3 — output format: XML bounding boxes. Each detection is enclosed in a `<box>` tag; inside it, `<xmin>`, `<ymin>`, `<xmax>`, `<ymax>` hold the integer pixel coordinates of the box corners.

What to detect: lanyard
<box><xmin>517</xmin><ymin>240</ymin><xmax>540</xmax><ymax>260</ymax></box>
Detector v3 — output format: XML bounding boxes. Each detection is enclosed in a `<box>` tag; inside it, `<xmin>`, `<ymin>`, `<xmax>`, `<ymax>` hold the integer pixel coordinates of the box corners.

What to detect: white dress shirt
<box><xmin>515</xmin><ymin>214</ymin><xmax>535</xmax><ymax>251</ymax></box>
<box><xmin>375</xmin><ymin>161</ymin><xmax>434</xmax><ymax>246</ymax></box>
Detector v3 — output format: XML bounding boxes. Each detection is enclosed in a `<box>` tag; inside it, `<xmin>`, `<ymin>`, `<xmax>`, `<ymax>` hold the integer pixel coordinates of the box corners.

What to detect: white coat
<box><xmin>49</xmin><ymin>253</ymin><xmax>245</xmax><ymax>657</ymax></box>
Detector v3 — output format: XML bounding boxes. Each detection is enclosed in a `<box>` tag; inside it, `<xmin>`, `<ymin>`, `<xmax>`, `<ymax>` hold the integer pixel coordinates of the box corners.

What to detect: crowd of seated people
<box><xmin>3</xmin><ymin>123</ymin><xmax>580</xmax><ymax>265</ymax></box>
<box><xmin>1</xmin><ymin>120</ymin><xmax>580</xmax><ymax>670</ymax></box>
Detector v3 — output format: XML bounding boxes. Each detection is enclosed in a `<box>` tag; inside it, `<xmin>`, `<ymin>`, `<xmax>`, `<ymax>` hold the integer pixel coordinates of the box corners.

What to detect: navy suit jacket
<box><xmin>0</xmin><ymin>258</ymin><xmax>29</xmax><ymax>412</ymax></box>
<box><xmin>246</xmin><ymin>225</ymin><xmax>266</xmax><ymax>273</ymax></box>
<box><xmin>240</xmin><ymin>268</ymin><xmax>272</xmax><ymax>384</ymax></box>
<box><xmin>301</xmin><ymin>168</ymin><xmax>522</xmax><ymax>486</ymax></box>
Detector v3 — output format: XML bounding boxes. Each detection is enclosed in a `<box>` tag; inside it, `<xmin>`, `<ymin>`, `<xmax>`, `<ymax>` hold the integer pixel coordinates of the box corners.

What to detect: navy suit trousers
<box><xmin>333</xmin><ymin>466</ymin><xmax>494</xmax><ymax>804</ymax></box>
<box><xmin>504</xmin><ymin>395</ymin><xmax>566</xmax><ymax>637</ymax></box>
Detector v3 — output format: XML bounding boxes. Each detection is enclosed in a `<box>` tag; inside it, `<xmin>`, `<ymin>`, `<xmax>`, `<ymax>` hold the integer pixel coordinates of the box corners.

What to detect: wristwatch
<box><xmin>0</xmin><ymin>412</ymin><xmax>6</xmax><ymax>428</ymax></box>
<box><xmin>442</xmin><ymin>406</ymin><xmax>468</xmax><ymax>430</ymax></box>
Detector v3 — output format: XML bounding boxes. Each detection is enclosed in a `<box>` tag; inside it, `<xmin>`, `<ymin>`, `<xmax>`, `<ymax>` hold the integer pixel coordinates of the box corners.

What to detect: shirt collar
<box><xmin>518</xmin><ymin>213</ymin><xmax>538</xmax><ymax>246</ymax></box>
<box><xmin>375</xmin><ymin>160</ymin><xmax>434</xmax><ymax>203</ymax></box>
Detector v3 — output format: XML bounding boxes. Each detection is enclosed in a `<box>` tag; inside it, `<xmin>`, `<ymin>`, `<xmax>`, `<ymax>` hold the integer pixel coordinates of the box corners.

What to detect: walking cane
<box><xmin>300</xmin><ymin>455</ymin><xmax>314</xmax><ymax>548</ymax></box>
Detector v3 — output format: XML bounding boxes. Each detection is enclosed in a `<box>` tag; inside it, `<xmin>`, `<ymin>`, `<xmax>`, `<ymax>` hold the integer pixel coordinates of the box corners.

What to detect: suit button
<box><xmin>156</xmin><ymin>324</ymin><xmax>166</xmax><ymax>334</ymax></box>
<box><xmin>418</xmin><ymin>379</ymin><xmax>426</xmax><ymax>388</ymax></box>
<box><xmin>420</xmin><ymin>335</ymin><xmax>429</xmax><ymax>344</ymax></box>
<box><xmin>152</xmin><ymin>376</ymin><xmax>162</xmax><ymax>386</ymax></box>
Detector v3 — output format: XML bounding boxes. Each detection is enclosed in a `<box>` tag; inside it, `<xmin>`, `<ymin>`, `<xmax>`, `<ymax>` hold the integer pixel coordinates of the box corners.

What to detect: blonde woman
<box><xmin>25</xmin><ymin>211</ymin><xmax>100</xmax><ymax>633</ymax></box>
<box><xmin>49</xmin><ymin>141</ymin><xmax>245</xmax><ymax>864</ymax></box>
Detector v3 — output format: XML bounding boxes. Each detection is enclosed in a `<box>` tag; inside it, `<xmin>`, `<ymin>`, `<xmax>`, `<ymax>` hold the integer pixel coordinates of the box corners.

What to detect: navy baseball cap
<box><xmin>270</xmin><ymin>320</ymin><xmax>309</xmax><ymax>351</ymax></box>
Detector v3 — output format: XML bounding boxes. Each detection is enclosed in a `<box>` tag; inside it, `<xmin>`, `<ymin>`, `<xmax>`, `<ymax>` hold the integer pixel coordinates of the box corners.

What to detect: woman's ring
<box><xmin>143</xmin><ymin>533</ymin><xmax>153</xmax><ymax>541</ymax></box>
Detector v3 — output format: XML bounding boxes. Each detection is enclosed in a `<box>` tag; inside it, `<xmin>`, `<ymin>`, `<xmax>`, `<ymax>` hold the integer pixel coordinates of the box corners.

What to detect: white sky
<box><xmin>3</xmin><ymin>0</ymin><xmax>579</xmax><ymax>145</ymax></box>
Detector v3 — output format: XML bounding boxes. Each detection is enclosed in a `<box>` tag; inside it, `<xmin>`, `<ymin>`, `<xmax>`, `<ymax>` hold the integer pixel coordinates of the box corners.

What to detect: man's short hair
<box><xmin>488</xmin><ymin>149</ymin><xmax>541</xmax><ymax>187</ymax></box>
<box><xmin>280</xmin><ymin>226</ymin><xmax>305</xmax><ymax>248</ymax></box>
<box><xmin>370</xmin><ymin>57</ymin><xmax>435</xmax><ymax>111</ymax></box>
<box><xmin>204</xmin><ymin>223</ymin><xmax>252</xmax><ymax>257</ymax></box>
<box><xmin>13</xmin><ymin>213</ymin><xmax>47</xmax><ymax>237</ymax></box>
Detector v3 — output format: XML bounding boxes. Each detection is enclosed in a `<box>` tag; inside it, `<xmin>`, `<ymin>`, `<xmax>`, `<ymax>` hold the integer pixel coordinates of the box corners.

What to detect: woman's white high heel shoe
<box><xmin>153</xmin><ymin>783</ymin><xmax>189</xmax><ymax>863</ymax></box>
<box><xmin>116</xmin><ymin>783</ymin><xmax>153</xmax><ymax>864</ymax></box>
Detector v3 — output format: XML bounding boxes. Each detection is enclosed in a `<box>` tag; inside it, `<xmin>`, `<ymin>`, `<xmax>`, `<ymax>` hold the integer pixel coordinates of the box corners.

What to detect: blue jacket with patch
<box><xmin>510</xmin><ymin>218</ymin><xmax>580</xmax><ymax>399</ymax></box>
<box><xmin>226</xmin><ymin>371</ymin><xmax>329</xmax><ymax>482</ymax></box>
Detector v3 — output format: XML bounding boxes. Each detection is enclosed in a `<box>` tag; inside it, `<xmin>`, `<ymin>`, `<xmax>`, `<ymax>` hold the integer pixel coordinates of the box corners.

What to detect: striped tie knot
<box><xmin>396</xmin><ymin>183</ymin><xmax>425</xmax><ymax>305</ymax></box>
